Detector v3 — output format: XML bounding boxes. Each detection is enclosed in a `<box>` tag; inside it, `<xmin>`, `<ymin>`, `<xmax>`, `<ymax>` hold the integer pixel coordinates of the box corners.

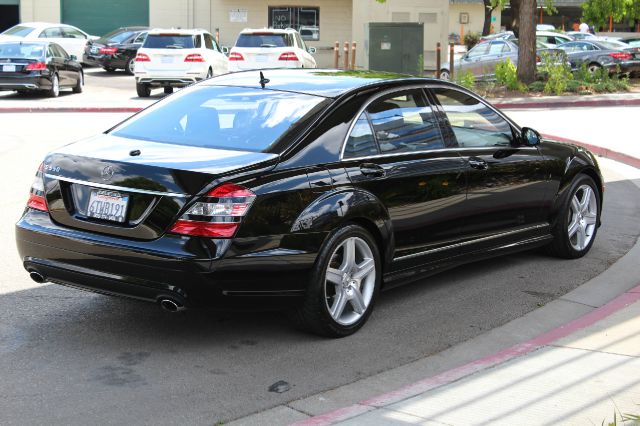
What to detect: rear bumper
<box><xmin>135</xmin><ymin>76</ymin><xmax>198</xmax><ymax>88</ymax></box>
<box><xmin>0</xmin><ymin>74</ymin><xmax>50</xmax><ymax>91</ymax></box>
<box><xmin>16</xmin><ymin>209</ymin><xmax>316</xmax><ymax>309</ymax></box>
<box><xmin>83</xmin><ymin>53</ymin><xmax>126</xmax><ymax>69</ymax></box>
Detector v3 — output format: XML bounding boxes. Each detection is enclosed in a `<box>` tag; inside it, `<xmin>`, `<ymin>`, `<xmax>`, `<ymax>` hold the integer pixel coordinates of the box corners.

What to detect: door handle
<box><xmin>359</xmin><ymin>163</ymin><xmax>385</xmax><ymax>177</ymax></box>
<box><xmin>468</xmin><ymin>157</ymin><xmax>488</xmax><ymax>170</ymax></box>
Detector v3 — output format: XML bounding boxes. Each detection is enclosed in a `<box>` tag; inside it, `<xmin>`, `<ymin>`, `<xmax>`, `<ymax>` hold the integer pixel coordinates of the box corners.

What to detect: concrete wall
<box><xmin>20</xmin><ymin>0</ymin><xmax>59</xmax><ymax>22</ymax></box>
<box><xmin>448</xmin><ymin>3</ymin><xmax>502</xmax><ymax>38</ymax></box>
<box><xmin>352</xmin><ymin>0</ymin><xmax>449</xmax><ymax>70</ymax></box>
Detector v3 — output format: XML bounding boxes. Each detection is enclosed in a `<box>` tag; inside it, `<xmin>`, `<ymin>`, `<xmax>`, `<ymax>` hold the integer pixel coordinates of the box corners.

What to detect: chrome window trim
<box><xmin>45</xmin><ymin>174</ymin><xmax>188</xmax><ymax>198</ymax></box>
<box><xmin>339</xmin><ymin>83</ymin><xmax>522</xmax><ymax>162</ymax></box>
<box><xmin>393</xmin><ymin>223</ymin><xmax>548</xmax><ymax>262</ymax></box>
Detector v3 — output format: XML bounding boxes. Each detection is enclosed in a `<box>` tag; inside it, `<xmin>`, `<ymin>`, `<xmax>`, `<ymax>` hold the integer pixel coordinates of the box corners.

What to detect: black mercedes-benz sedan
<box><xmin>0</xmin><ymin>41</ymin><xmax>83</xmax><ymax>97</ymax></box>
<box><xmin>83</xmin><ymin>27</ymin><xmax>148</xmax><ymax>75</ymax></box>
<box><xmin>15</xmin><ymin>70</ymin><xmax>603</xmax><ymax>337</ymax></box>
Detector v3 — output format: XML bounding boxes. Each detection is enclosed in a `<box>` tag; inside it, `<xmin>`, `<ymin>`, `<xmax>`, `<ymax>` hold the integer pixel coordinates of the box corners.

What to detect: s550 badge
<box><xmin>44</xmin><ymin>164</ymin><xmax>60</xmax><ymax>173</ymax></box>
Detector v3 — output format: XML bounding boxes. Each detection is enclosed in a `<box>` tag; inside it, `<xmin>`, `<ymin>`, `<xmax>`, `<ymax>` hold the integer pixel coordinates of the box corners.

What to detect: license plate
<box><xmin>87</xmin><ymin>189</ymin><xmax>129</xmax><ymax>223</ymax></box>
<box><xmin>161</xmin><ymin>56</ymin><xmax>174</xmax><ymax>64</ymax></box>
<box><xmin>255</xmin><ymin>55</ymin><xmax>267</xmax><ymax>62</ymax></box>
<box><xmin>2</xmin><ymin>65</ymin><xmax>16</xmax><ymax>72</ymax></box>
<box><xmin>91</xmin><ymin>47</ymin><xmax>99</xmax><ymax>54</ymax></box>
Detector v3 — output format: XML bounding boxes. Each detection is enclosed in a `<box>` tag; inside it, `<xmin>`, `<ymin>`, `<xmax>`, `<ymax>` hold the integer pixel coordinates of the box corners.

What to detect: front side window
<box><xmin>110</xmin><ymin>86</ymin><xmax>329</xmax><ymax>152</ymax></box>
<box><xmin>467</xmin><ymin>43</ymin><xmax>489</xmax><ymax>59</ymax></box>
<box><xmin>268</xmin><ymin>7</ymin><xmax>320</xmax><ymax>40</ymax></box>
<box><xmin>432</xmin><ymin>88</ymin><xmax>513</xmax><ymax>148</ymax></box>
<box><xmin>40</xmin><ymin>27</ymin><xmax>64</xmax><ymax>38</ymax></box>
<box><xmin>62</xmin><ymin>27</ymin><xmax>86</xmax><ymax>39</ymax></box>
<box><xmin>204</xmin><ymin>33</ymin><xmax>214</xmax><ymax>50</ymax></box>
<box><xmin>133</xmin><ymin>32</ymin><xmax>147</xmax><ymax>44</ymax></box>
<box><xmin>366</xmin><ymin>90</ymin><xmax>443</xmax><ymax>154</ymax></box>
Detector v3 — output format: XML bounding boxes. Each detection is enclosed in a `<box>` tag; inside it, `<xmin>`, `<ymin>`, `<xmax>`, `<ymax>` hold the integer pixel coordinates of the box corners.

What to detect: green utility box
<box><xmin>368</xmin><ymin>22</ymin><xmax>424</xmax><ymax>75</ymax></box>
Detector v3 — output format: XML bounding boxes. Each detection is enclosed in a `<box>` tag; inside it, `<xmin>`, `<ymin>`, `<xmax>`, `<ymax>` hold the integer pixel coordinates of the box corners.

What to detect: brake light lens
<box><xmin>609</xmin><ymin>52</ymin><xmax>632</xmax><ymax>60</ymax></box>
<box><xmin>135</xmin><ymin>53</ymin><xmax>150</xmax><ymax>62</ymax></box>
<box><xmin>25</xmin><ymin>62</ymin><xmax>47</xmax><ymax>71</ymax></box>
<box><xmin>184</xmin><ymin>53</ymin><xmax>205</xmax><ymax>62</ymax></box>
<box><xmin>228</xmin><ymin>52</ymin><xmax>244</xmax><ymax>61</ymax></box>
<box><xmin>169</xmin><ymin>183</ymin><xmax>256</xmax><ymax>238</ymax></box>
<box><xmin>99</xmin><ymin>47</ymin><xmax>118</xmax><ymax>55</ymax></box>
<box><xmin>27</xmin><ymin>163</ymin><xmax>48</xmax><ymax>212</ymax></box>
<box><xmin>278</xmin><ymin>52</ymin><xmax>299</xmax><ymax>61</ymax></box>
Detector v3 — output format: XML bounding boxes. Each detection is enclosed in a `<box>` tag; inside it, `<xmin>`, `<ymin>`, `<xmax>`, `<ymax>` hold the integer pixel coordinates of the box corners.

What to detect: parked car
<box><xmin>134</xmin><ymin>28</ymin><xmax>228</xmax><ymax>97</ymax></box>
<box><xmin>479</xmin><ymin>31</ymin><xmax>515</xmax><ymax>44</ymax></box>
<box><xmin>556</xmin><ymin>40</ymin><xmax>640</xmax><ymax>75</ymax></box>
<box><xmin>536</xmin><ymin>24</ymin><xmax>556</xmax><ymax>31</ymax></box>
<box><xmin>439</xmin><ymin>39</ymin><xmax>566</xmax><ymax>80</ymax></box>
<box><xmin>0</xmin><ymin>22</ymin><xmax>97</xmax><ymax>64</ymax></box>
<box><xmin>536</xmin><ymin>31</ymin><xmax>573</xmax><ymax>47</ymax></box>
<box><xmin>15</xmin><ymin>69</ymin><xmax>603</xmax><ymax>337</ymax></box>
<box><xmin>228</xmin><ymin>28</ymin><xmax>316</xmax><ymax>72</ymax></box>
<box><xmin>0</xmin><ymin>41</ymin><xmax>83</xmax><ymax>97</ymax></box>
<box><xmin>616</xmin><ymin>36</ymin><xmax>640</xmax><ymax>48</ymax></box>
<box><xmin>566</xmin><ymin>31</ymin><xmax>598</xmax><ymax>41</ymax></box>
<box><xmin>83</xmin><ymin>26</ymin><xmax>148</xmax><ymax>74</ymax></box>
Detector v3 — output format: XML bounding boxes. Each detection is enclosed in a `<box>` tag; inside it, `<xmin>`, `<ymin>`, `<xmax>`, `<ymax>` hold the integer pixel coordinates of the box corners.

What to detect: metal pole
<box><xmin>344</xmin><ymin>42</ymin><xmax>349</xmax><ymax>70</ymax></box>
<box><xmin>334</xmin><ymin>42</ymin><xmax>339</xmax><ymax>69</ymax></box>
<box><xmin>435</xmin><ymin>42</ymin><xmax>441</xmax><ymax>78</ymax></box>
<box><xmin>449</xmin><ymin>42</ymin><xmax>455</xmax><ymax>80</ymax></box>
<box><xmin>351</xmin><ymin>42</ymin><xmax>357</xmax><ymax>70</ymax></box>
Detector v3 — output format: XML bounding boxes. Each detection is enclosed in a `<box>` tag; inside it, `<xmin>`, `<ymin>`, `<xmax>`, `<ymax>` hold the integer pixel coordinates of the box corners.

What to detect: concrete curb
<box><xmin>494</xmin><ymin>97</ymin><xmax>640</xmax><ymax>110</ymax></box>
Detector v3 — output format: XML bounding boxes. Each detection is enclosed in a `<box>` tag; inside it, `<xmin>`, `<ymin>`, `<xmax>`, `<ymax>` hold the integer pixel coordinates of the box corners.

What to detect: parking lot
<box><xmin>1</xmin><ymin>104</ymin><xmax>640</xmax><ymax>423</ymax></box>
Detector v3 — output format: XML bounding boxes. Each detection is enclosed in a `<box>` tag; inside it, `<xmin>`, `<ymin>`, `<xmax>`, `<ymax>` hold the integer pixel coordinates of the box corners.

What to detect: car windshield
<box><xmin>110</xmin><ymin>85</ymin><xmax>328</xmax><ymax>152</ymax></box>
<box><xmin>236</xmin><ymin>33</ymin><xmax>289</xmax><ymax>48</ymax></box>
<box><xmin>1</xmin><ymin>25</ymin><xmax>35</xmax><ymax>37</ymax></box>
<box><xmin>143</xmin><ymin>34</ymin><xmax>194</xmax><ymax>49</ymax></box>
<box><xmin>0</xmin><ymin>42</ymin><xmax>46</xmax><ymax>59</ymax></box>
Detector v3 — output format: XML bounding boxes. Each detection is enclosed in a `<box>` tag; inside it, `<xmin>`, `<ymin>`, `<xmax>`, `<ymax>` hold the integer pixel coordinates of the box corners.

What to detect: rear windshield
<box><xmin>110</xmin><ymin>85</ymin><xmax>328</xmax><ymax>152</ymax></box>
<box><xmin>143</xmin><ymin>34</ymin><xmax>194</xmax><ymax>49</ymax></box>
<box><xmin>105</xmin><ymin>31</ymin><xmax>136</xmax><ymax>44</ymax></box>
<box><xmin>0</xmin><ymin>43</ymin><xmax>46</xmax><ymax>59</ymax></box>
<box><xmin>1</xmin><ymin>25</ymin><xmax>35</xmax><ymax>37</ymax></box>
<box><xmin>598</xmin><ymin>40</ymin><xmax>628</xmax><ymax>50</ymax></box>
<box><xmin>236</xmin><ymin>33</ymin><xmax>291</xmax><ymax>48</ymax></box>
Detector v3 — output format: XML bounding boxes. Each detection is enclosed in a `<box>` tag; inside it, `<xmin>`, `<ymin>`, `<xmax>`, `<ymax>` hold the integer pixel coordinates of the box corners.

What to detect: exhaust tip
<box><xmin>29</xmin><ymin>271</ymin><xmax>46</xmax><ymax>284</ymax></box>
<box><xmin>159</xmin><ymin>298</ymin><xmax>185</xmax><ymax>313</ymax></box>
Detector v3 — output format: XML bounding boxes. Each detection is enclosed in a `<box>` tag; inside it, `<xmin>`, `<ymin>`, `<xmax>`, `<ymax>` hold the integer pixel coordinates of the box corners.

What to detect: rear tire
<box><xmin>72</xmin><ymin>72</ymin><xmax>83</xmax><ymax>93</ymax></box>
<box><xmin>289</xmin><ymin>224</ymin><xmax>381</xmax><ymax>337</ymax></box>
<box><xmin>439</xmin><ymin>68</ymin><xmax>450</xmax><ymax>80</ymax></box>
<box><xmin>48</xmin><ymin>74</ymin><xmax>59</xmax><ymax>98</ymax></box>
<box><xmin>546</xmin><ymin>174</ymin><xmax>600</xmax><ymax>259</ymax></box>
<box><xmin>206</xmin><ymin>67</ymin><xmax>213</xmax><ymax>79</ymax></box>
<box><xmin>136</xmin><ymin>82</ymin><xmax>151</xmax><ymax>97</ymax></box>
<box><xmin>125</xmin><ymin>57</ymin><xmax>136</xmax><ymax>75</ymax></box>
<box><xmin>587</xmin><ymin>62</ymin><xmax>602</xmax><ymax>75</ymax></box>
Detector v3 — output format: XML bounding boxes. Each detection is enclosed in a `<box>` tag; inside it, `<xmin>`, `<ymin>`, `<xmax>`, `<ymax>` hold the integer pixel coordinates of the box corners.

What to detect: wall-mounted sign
<box><xmin>459</xmin><ymin>12</ymin><xmax>469</xmax><ymax>24</ymax></box>
<box><xmin>230</xmin><ymin>9</ymin><xmax>248</xmax><ymax>23</ymax></box>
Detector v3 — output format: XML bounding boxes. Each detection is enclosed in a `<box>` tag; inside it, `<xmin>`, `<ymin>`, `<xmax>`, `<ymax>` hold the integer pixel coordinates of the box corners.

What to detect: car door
<box><xmin>46</xmin><ymin>44</ymin><xmax>72</xmax><ymax>86</ymax></box>
<box><xmin>483</xmin><ymin>41</ymin><xmax>513</xmax><ymax>78</ymax></box>
<box><xmin>560</xmin><ymin>41</ymin><xmax>598</xmax><ymax>69</ymax></box>
<box><xmin>459</xmin><ymin>43</ymin><xmax>490</xmax><ymax>77</ymax></box>
<box><xmin>295</xmin><ymin>32</ymin><xmax>316</xmax><ymax>68</ymax></box>
<box><xmin>341</xmin><ymin>88</ymin><xmax>468</xmax><ymax>271</ymax></box>
<box><xmin>429</xmin><ymin>87</ymin><xmax>551</xmax><ymax>251</ymax></box>
<box><xmin>204</xmin><ymin>33</ymin><xmax>228</xmax><ymax>75</ymax></box>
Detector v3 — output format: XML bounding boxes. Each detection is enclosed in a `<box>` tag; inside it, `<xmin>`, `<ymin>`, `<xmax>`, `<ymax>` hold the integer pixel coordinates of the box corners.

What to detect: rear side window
<box><xmin>236</xmin><ymin>33</ymin><xmax>290</xmax><ymax>48</ymax></box>
<box><xmin>62</xmin><ymin>27</ymin><xmax>86</xmax><ymax>39</ymax></box>
<box><xmin>110</xmin><ymin>86</ymin><xmax>328</xmax><ymax>152</ymax></box>
<box><xmin>143</xmin><ymin>35</ymin><xmax>195</xmax><ymax>49</ymax></box>
<box><xmin>40</xmin><ymin>27</ymin><xmax>64</xmax><ymax>38</ymax></box>
<box><xmin>344</xmin><ymin>114</ymin><xmax>378</xmax><ymax>158</ymax></box>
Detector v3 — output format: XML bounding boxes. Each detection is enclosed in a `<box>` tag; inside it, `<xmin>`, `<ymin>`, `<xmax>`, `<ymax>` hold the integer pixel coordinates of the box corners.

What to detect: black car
<box><xmin>557</xmin><ymin>39</ymin><xmax>640</xmax><ymax>74</ymax></box>
<box><xmin>0</xmin><ymin>41</ymin><xmax>83</xmax><ymax>97</ymax></box>
<box><xmin>15</xmin><ymin>70</ymin><xmax>603</xmax><ymax>337</ymax></box>
<box><xmin>83</xmin><ymin>26</ymin><xmax>148</xmax><ymax>75</ymax></box>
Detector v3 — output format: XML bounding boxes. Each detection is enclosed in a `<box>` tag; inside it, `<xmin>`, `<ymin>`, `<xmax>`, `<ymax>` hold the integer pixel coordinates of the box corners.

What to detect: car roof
<box><xmin>203</xmin><ymin>68</ymin><xmax>447</xmax><ymax>98</ymax></box>
<box><xmin>240</xmin><ymin>28</ymin><xmax>299</xmax><ymax>34</ymax></box>
<box><xmin>536</xmin><ymin>31</ymin><xmax>570</xmax><ymax>37</ymax></box>
<box><xmin>13</xmin><ymin>22</ymin><xmax>83</xmax><ymax>31</ymax></box>
<box><xmin>147</xmin><ymin>28</ymin><xmax>208</xmax><ymax>35</ymax></box>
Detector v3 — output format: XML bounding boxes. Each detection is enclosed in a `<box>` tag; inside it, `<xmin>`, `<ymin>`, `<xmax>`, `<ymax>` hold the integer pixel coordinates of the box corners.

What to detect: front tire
<box><xmin>290</xmin><ymin>224</ymin><xmax>381</xmax><ymax>337</ymax></box>
<box><xmin>72</xmin><ymin>72</ymin><xmax>83</xmax><ymax>93</ymax></box>
<box><xmin>547</xmin><ymin>174</ymin><xmax>600</xmax><ymax>259</ymax></box>
<box><xmin>439</xmin><ymin>68</ymin><xmax>450</xmax><ymax>80</ymax></box>
<box><xmin>136</xmin><ymin>82</ymin><xmax>151</xmax><ymax>97</ymax></box>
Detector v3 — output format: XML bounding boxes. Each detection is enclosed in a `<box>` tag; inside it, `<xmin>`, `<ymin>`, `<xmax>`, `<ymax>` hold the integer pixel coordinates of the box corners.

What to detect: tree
<box><xmin>483</xmin><ymin>0</ymin><xmax>508</xmax><ymax>36</ymax></box>
<box><xmin>582</xmin><ymin>0</ymin><xmax>626</xmax><ymax>29</ymax></box>
<box><xmin>517</xmin><ymin>0</ymin><xmax>537</xmax><ymax>84</ymax></box>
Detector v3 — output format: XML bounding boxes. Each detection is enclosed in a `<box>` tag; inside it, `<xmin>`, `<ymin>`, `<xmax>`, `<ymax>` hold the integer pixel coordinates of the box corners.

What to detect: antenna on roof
<box><xmin>259</xmin><ymin>71</ymin><xmax>270</xmax><ymax>89</ymax></box>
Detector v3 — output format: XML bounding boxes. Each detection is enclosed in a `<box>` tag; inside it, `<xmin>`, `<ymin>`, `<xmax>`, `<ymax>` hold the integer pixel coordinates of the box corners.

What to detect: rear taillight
<box><xmin>184</xmin><ymin>53</ymin><xmax>205</xmax><ymax>62</ymax></box>
<box><xmin>25</xmin><ymin>62</ymin><xmax>47</xmax><ymax>71</ymax></box>
<box><xmin>135</xmin><ymin>53</ymin><xmax>150</xmax><ymax>62</ymax></box>
<box><xmin>278</xmin><ymin>52</ymin><xmax>299</xmax><ymax>61</ymax></box>
<box><xmin>169</xmin><ymin>183</ymin><xmax>256</xmax><ymax>238</ymax></box>
<box><xmin>228</xmin><ymin>52</ymin><xmax>244</xmax><ymax>61</ymax></box>
<box><xmin>609</xmin><ymin>52</ymin><xmax>632</xmax><ymax>60</ymax></box>
<box><xmin>27</xmin><ymin>163</ymin><xmax>47</xmax><ymax>212</ymax></box>
<box><xmin>99</xmin><ymin>47</ymin><xmax>118</xmax><ymax>55</ymax></box>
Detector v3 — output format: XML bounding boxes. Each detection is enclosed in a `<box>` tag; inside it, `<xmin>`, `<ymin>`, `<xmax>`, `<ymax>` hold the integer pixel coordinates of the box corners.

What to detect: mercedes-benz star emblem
<box><xmin>101</xmin><ymin>165</ymin><xmax>115</xmax><ymax>181</ymax></box>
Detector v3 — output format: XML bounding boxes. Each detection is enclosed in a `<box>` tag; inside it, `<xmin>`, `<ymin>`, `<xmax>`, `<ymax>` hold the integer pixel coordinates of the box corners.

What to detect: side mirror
<box><xmin>221</xmin><ymin>46</ymin><xmax>229</xmax><ymax>55</ymax></box>
<box><xmin>69</xmin><ymin>54</ymin><xmax>77</xmax><ymax>61</ymax></box>
<box><xmin>521</xmin><ymin>127</ymin><xmax>541</xmax><ymax>146</ymax></box>
<box><xmin>308</xmin><ymin>46</ymin><xmax>317</xmax><ymax>54</ymax></box>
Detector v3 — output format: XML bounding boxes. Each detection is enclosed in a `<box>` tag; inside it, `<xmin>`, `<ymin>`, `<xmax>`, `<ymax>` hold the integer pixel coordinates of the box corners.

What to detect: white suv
<box><xmin>134</xmin><ymin>28</ymin><xmax>228</xmax><ymax>97</ymax></box>
<box><xmin>228</xmin><ymin>28</ymin><xmax>316</xmax><ymax>72</ymax></box>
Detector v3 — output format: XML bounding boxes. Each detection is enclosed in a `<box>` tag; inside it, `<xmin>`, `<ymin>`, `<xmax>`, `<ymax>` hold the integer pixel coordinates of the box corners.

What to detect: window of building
<box><xmin>268</xmin><ymin>7</ymin><xmax>320</xmax><ymax>41</ymax></box>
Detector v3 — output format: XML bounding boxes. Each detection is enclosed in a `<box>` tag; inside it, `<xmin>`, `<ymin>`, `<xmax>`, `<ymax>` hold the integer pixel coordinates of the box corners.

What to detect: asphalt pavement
<box><xmin>1</xmin><ymin>76</ymin><xmax>640</xmax><ymax>425</ymax></box>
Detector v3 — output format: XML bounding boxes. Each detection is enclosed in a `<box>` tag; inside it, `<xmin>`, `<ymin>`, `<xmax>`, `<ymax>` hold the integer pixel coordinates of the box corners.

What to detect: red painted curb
<box><xmin>494</xmin><ymin>98</ymin><xmax>640</xmax><ymax>110</ymax></box>
<box><xmin>291</xmin><ymin>284</ymin><xmax>640</xmax><ymax>426</ymax></box>
<box><xmin>0</xmin><ymin>107</ymin><xmax>143</xmax><ymax>113</ymax></box>
<box><xmin>544</xmin><ymin>134</ymin><xmax>640</xmax><ymax>169</ymax></box>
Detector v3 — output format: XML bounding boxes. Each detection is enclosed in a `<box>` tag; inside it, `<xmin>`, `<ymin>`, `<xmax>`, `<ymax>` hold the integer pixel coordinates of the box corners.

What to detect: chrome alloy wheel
<box><xmin>324</xmin><ymin>237</ymin><xmax>376</xmax><ymax>326</ymax></box>
<box><xmin>567</xmin><ymin>184</ymin><xmax>598</xmax><ymax>251</ymax></box>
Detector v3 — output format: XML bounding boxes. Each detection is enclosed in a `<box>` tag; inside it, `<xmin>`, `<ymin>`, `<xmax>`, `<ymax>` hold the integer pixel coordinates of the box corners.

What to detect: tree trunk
<box><xmin>511</xmin><ymin>0</ymin><xmax>521</xmax><ymax>38</ymax></box>
<box><xmin>517</xmin><ymin>0</ymin><xmax>536</xmax><ymax>84</ymax></box>
<box><xmin>482</xmin><ymin>0</ymin><xmax>494</xmax><ymax>36</ymax></box>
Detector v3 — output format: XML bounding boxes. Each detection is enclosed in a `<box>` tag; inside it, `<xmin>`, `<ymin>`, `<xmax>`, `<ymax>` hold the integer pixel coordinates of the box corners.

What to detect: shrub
<box><xmin>464</xmin><ymin>32</ymin><xmax>480</xmax><ymax>51</ymax></box>
<box><xmin>455</xmin><ymin>70</ymin><xmax>476</xmax><ymax>90</ymax></box>
<box><xmin>495</xmin><ymin>59</ymin><xmax>524</xmax><ymax>91</ymax></box>
<box><xmin>528</xmin><ymin>81</ymin><xmax>546</xmax><ymax>92</ymax></box>
<box><xmin>537</xmin><ymin>51</ymin><xmax>573</xmax><ymax>95</ymax></box>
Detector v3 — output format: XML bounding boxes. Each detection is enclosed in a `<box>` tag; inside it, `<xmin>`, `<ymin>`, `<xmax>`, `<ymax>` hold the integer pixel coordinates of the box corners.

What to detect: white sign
<box><xmin>229</xmin><ymin>9</ymin><xmax>248</xmax><ymax>23</ymax></box>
